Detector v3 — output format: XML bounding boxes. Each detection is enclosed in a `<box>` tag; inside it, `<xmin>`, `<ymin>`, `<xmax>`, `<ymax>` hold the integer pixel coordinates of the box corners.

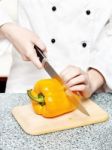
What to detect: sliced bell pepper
<box><xmin>27</xmin><ymin>78</ymin><xmax>80</xmax><ymax>118</ymax></box>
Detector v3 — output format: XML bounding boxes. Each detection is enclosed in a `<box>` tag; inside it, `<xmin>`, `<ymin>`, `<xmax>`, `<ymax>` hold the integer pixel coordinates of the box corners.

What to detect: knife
<box><xmin>34</xmin><ymin>45</ymin><xmax>89</xmax><ymax>116</ymax></box>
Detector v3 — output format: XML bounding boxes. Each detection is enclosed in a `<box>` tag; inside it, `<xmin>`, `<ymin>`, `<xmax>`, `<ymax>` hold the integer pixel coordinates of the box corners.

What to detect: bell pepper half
<box><xmin>27</xmin><ymin>78</ymin><xmax>80</xmax><ymax>118</ymax></box>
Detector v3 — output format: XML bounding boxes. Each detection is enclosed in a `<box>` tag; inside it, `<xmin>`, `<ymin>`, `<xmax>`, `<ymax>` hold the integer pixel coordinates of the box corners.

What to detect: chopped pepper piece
<box><xmin>27</xmin><ymin>78</ymin><xmax>80</xmax><ymax>118</ymax></box>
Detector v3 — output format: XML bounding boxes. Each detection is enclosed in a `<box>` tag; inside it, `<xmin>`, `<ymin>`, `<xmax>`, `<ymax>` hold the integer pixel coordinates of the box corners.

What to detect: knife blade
<box><xmin>34</xmin><ymin>45</ymin><xmax>89</xmax><ymax>116</ymax></box>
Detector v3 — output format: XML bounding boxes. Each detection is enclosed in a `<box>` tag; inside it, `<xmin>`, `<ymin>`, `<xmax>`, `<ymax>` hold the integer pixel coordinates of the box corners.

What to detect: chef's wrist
<box><xmin>87</xmin><ymin>68</ymin><xmax>105</xmax><ymax>94</ymax></box>
<box><xmin>0</xmin><ymin>22</ymin><xmax>16</xmax><ymax>39</ymax></box>
<box><xmin>0</xmin><ymin>23</ymin><xmax>9</xmax><ymax>38</ymax></box>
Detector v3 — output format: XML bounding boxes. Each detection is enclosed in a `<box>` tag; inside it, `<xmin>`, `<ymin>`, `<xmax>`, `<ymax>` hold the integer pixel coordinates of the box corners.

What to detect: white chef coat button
<box><xmin>86</xmin><ymin>10</ymin><xmax>91</xmax><ymax>15</ymax></box>
<box><xmin>51</xmin><ymin>38</ymin><xmax>56</xmax><ymax>44</ymax></box>
<box><xmin>82</xmin><ymin>42</ymin><xmax>87</xmax><ymax>48</ymax></box>
<box><xmin>52</xmin><ymin>6</ymin><xmax>57</xmax><ymax>11</ymax></box>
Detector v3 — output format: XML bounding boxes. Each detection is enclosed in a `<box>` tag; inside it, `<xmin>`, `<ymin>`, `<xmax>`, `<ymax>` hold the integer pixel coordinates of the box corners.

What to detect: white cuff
<box><xmin>0</xmin><ymin>9</ymin><xmax>13</xmax><ymax>27</ymax></box>
<box><xmin>88</xmin><ymin>57</ymin><xmax>112</xmax><ymax>93</ymax></box>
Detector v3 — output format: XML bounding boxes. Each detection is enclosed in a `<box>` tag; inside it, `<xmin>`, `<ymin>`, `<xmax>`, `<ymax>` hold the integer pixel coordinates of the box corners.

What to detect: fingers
<box><xmin>32</xmin><ymin>37</ymin><xmax>47</xmax><ymax>67</ymax></box>
<box><xmin>28</xmin><ymin>51</ymin><xmax>43</xmax><ymax>68</ymax></box>
<box><xmin>69</xmin><ymin>84</ymin><xmax>86</xmax><ymax>91</ymax></box>
<box><xmin>60</xmin><ymin>65</ymin><xmax>92</xmax><ymax>98</ymax></box>
<box><xmin>25</xmin><ymin>36</ymin><xmax>47</xmax><ymax>68</ymax></box>
<box><xmin>25</xmin><ymin>44</ymin><xmax>43</xmax><ymax>68</ymax></box>
<box><xmin>60</xmin><ymin>65</ymin><xmax>90</xmax><ymax>93</ymax></box>
<box><xmin>66</xmin><ymin>74</ymin><xmax>87</xmax><ymax>87</ymax></box>
<box><xmin>33</xmin><ymin>36</ymin><xmax>47</xmax><ymax>53</ymax></box>
<box><xmin>22</xmin><ymin>40</ymin><xmax>46</xmax><ymax>68</ymax></box>
<box><xmin>60</xmin><ymin>65</ymin><xmax>82</xmax><ymax>83</ymax></box>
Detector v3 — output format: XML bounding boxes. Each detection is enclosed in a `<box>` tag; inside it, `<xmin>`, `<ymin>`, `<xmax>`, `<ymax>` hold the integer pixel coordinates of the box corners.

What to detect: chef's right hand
<box><xmin>0</xmin><ymin>23</ymin><xmax>47</xmax><ymax>68</ymax></box>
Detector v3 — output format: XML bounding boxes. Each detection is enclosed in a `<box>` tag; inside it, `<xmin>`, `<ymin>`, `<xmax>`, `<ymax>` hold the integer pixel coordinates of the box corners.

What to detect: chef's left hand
<box><xmin>60</xmin><ymin>65</ymin><xmax>104</xmax><ymax>98</ymax></box>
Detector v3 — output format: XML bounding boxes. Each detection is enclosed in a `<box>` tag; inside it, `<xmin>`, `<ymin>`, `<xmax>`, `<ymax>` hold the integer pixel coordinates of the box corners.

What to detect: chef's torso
<box><xmin>6</xmin><ymin>0</ymin><xmax>112</xmax><ymax>92</ymax></box>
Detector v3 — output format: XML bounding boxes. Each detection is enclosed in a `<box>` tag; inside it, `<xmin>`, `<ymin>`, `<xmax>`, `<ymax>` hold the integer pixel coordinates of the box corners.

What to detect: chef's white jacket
<box><xmin>0</xmin><ymin>0</ymin><xmax>112</xmax><ymax>93</ymax></box>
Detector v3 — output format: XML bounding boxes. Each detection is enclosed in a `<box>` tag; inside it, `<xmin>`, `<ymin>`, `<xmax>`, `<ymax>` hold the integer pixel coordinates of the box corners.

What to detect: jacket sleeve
<box><xmin>88</xmin><ymin>17</ymin><xmax>112</xmax><ymax>92</ymax></box>
<box><xmin>0</xmin><ymin>8</ymin><xmax>13</xmax><ymax>27</ymax></box>
<box><xmin>0</xmin><ymin>8</ymin><xmax>13</xmax><ymax>55</ymax></box>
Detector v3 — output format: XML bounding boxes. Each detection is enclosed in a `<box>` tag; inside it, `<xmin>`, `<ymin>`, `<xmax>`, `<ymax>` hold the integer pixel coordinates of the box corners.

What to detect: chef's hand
<box><xmin>60</xmin><ymin>65</ymin><xmax>104</xmax><ymax>98</ymax></box>
<box><xmin>0</xmin><ymin>23</ymin><xmax>46</xmax><ymax>68</ymax></box>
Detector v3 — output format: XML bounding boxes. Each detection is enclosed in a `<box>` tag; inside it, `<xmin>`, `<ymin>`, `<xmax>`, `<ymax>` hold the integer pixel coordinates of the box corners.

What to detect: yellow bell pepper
<box><xmin>27</xmin><ymin>78</ymin><xmax>80</xmax><ymax>118</ymax></box>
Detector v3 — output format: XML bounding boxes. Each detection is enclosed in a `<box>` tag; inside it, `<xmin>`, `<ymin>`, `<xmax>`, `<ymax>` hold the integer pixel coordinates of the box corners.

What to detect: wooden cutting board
<box><xmin>12</xmin><ymin>99</ymin><xmax>109</xmax><ymax>135</ymax></box>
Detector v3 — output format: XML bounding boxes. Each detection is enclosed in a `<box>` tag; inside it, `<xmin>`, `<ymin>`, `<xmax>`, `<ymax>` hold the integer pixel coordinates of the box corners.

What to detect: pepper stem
<box><xmin>38</xmin><ymin>93</ymin><xmax>45</xmax><ymax>106</ymax></box>
<box><xmin>27</xmin><ymin>90</ymin><xmax>45</xmax><ymax>106</ymax></box>
<box><xmin>38</xmin><ymin>93</ymin><xmax>45</xmax><ymax>102</ymax></box>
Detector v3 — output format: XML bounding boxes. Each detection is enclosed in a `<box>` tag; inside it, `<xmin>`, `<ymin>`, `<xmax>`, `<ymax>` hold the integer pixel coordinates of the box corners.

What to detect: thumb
<box><xmin>33</xmin><ymin>37</ymin><xmax>47</xmax><ymax>52</ymax></box>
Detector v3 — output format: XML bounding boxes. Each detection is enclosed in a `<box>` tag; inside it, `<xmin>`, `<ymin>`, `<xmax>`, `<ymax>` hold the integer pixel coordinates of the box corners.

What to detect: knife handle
<box><xmin>34</xmin><ymin>45</ymin><xmax>46</xmax><ymax>63</ymax></box>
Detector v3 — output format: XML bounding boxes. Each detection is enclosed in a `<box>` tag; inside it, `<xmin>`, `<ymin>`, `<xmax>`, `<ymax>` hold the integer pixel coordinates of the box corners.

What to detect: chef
<box><xmin>0</xmin><ymin>0</ymin><xmax>112</xmax><ymax>98</ymax></box>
